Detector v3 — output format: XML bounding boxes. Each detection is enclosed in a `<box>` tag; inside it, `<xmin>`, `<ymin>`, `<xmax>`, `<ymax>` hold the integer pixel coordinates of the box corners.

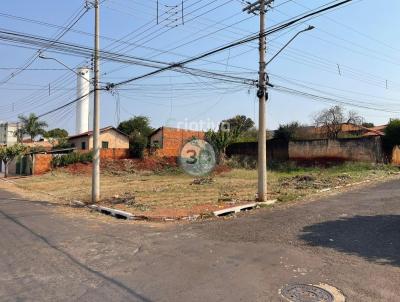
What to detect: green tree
<box><xmin>0</xmin><ymin>144</ymin><xmax>27</xmax><ymax>177</ymax></box>
<box><xmin>117</xmin><ymin>116</ymin><xmax>154</xmax><ymax>159</ymax></box>
<box><xmin>44</xmin><ymin>128</ymin><xmax>69</xmax><ymax>139</ymax></box>
<box><xmin>206</xmin><ymin>127</ymin><xmax>239</xmax><ymax>164</ymax></box>
<box><xmin>117</xmin><ymin>116</ymin><xmax>153</xmax><ymax>137</ymax></box>
<box><xmin>384</xmin><ymin>119</ymin><xmax>400</xmax><ymax>150</ymax></box>
<box><xmin>44</xmin><ymin>128</ymin><xmax>70</xmax><ymax>149</ymax></box>
<box><xmin>362</xmin><ymin>122</ymin><xmax>375</xmax><ymax>128</ymax></box>
<box><xmin>16</xmin><ymin>113</ymin><xmax>48</xmax><ymax>141</ymax></box>
<box><xmin>274</xmin><ymin>122</ymin><xmax>301</xmax><ymax>141</ymax></box>
<box><xmin>222</xmin><ymin>115</ymin><xmax>255</xmax><ymax>135</ymax></box>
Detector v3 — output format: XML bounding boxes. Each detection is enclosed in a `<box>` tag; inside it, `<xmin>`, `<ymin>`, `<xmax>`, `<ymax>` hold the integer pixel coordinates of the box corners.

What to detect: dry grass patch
<box><xmin>11</xmin><ymin>162</ymin><xmax>400</xmax><ymax>219</ymax></box>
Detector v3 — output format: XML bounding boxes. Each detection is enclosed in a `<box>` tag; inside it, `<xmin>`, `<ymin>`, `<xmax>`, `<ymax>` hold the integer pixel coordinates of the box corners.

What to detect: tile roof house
<box><xmin>22</xmin><ymin>138</ymin><xmax>54</xmax><ymax>150</ymax></box>
<box><xmin>296</xmin><ymin>123</ymin><xmax>386</xmax><ymax>140</ymax></box>
<box><xmin>149</xmin><ymin>127</ymin><xmax>205</xmax><ymax>157</ymax></box>
<box><xmin>68</xmin><ymin>126</ymin><xmax>129</xmax><ymax>150</ymax></box>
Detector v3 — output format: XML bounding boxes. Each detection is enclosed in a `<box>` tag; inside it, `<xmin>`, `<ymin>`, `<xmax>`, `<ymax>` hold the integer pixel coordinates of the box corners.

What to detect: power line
<box><xmin>271</xmin><ymin>84</ymin><xmax>400</xmax><ymax>113</ymax></box>
<box><xmin>109</xmin><ymin>0</ymin><xmax>353</xmax><ymax>89</ymax></box>
<box><xmin>0</xmin><ymin>6</ymin><xmax>90</xmax><ymax>86</ymax></box>
<box><xmin>27</xmin><ymin>0</ymin><xmax>352</xmax><ymax>121</ymax></box>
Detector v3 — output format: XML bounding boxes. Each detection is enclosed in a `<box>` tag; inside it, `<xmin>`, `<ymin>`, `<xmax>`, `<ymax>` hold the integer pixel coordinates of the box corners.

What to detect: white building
<box><xmin>0</xmin><ymin>122</ymin><xmax>19</xmax><ymax>146</ymax></box>
<box><xmin>0</xmin><ymin>122</ymin><xmax>19</xmax><ymax>173</ymax></box>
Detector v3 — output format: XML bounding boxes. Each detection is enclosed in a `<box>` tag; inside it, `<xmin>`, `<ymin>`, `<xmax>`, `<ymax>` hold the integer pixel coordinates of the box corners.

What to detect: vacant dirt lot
<box><xmin>6</xmin><ymin>160</ymin><xmax>400</xmax><ymax>219</ymax></box>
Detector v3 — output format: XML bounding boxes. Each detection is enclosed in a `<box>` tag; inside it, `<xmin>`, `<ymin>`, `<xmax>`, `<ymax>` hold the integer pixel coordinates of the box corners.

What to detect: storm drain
<box><xmin>280</xmin><ymin>284</ymin><xmax>334</xmax><ymax>302</ymax></box>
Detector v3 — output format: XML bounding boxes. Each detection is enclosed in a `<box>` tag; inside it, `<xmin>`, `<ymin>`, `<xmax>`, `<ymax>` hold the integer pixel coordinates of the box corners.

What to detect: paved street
<box><xmin>1</xmin><ymin>180</ymin><xmax>399</xmax><ymax>302</ymax></box>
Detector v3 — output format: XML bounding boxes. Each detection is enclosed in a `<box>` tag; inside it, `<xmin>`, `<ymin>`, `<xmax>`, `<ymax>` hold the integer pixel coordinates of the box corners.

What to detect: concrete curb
<box><xmin>88</xmin><ymin>205</ymin><xmax>145</xmax><ymax>220</ymax></box>
<box><xmin>213</xmin><ymin>200</ymin><xmax>277</xmax><ymax>217</ymax></box>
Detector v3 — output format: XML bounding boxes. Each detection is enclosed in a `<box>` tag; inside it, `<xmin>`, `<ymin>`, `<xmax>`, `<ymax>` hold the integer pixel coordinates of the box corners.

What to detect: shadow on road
<box><xmin>300</xmin><ymin>215</ymin><xmax>400</xmax><ymax>266</ymax></box>
<box><xmin>0</xmin><ymin>209</ymin><xmax>153</xmax><ymax>302</ymax></box>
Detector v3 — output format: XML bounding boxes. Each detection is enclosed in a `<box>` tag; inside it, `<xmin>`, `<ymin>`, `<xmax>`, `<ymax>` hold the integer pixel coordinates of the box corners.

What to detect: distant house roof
<box><xmin>23</xmin><ymin>140</ymin><xmax>53</xmax><ymax>150</ymax></box>
<box><xmin>296</xmin><ymin>123</ymin><xmax>386</xmax><ymax>138</ymax></box>
<box><xmin>359</xmin><ymin>125</ymin><xmax>386</xmax><ymax>137</ymax></box>
<box><xmin>68</xmin><ymin>126</ymin><xmax>128</xmax><ymax>140</ymax></box>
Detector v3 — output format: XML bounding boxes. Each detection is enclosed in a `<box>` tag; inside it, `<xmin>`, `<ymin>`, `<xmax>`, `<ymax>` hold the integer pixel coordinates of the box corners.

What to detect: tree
<box><xmin>206</xmin><ymin>127</ymin><xmax>239</xmax><ymax>164</ymax></box>
<box><xmin>314</xmin><ymin>106</ymin><xmax>363</xmax><ymax>139</ymax></box>
<box><xmin>44</xmin><ymin>128</ymin><xmax>69</xmax><ymax>139</ymax></box>
<box><xmin>235</xmin><ymin>127</ymin><xmax>258</xmax><ymax>142</ymax></box>
<box><xmin>222</xmin><ymin>115</ymin><xmax>255</xmax><ymax>135</ymax></box>
<box><xmin>347</xmin><ymin>110</ymin><xmax>364</xmax><ymax>125</ymax></box>
<box><xmin>274</xmin><ymin>122</ymin><xmax>302</xmax><ymax>141</ymax></box>
<box><xmin>384</xmin><ymin>119</ymin><xmax>400</xmax><ymax>150</ymax></box>
<box><xmin>16</xmin><ymin>113</ymin><xmax>48</xmax><ymax>141</ymax></box>
<box><xmin>0</xmin><ymin>144</ymin><xmax>26</xmax><ymax>177</ymax></box>
<box><xmin>362</xmin><ymin>122</ymin><xmax>375</xmax><ymax>128</ymax></box>
<box><xmin>117</xmin><ymin>116</ymin><xmax>154</xmax><ymax>159</ymax></box>
<box><xmin>44</xmin><ymin>128</ymin><xmax>70</xmax><ymax>149</ymax></box>
<box><xmin>117</xmin><ymin>116</ymin><xmax>153</xmax><ymax>137</ymax></box>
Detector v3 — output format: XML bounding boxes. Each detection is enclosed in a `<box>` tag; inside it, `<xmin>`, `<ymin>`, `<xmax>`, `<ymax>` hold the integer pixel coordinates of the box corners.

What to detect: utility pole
<box><xmin>243</xmin><ymin>0</ymin><xmax>273</xmax><ymax>202</ymax></box>
<box><xmin>92</xmin><ymin>0</ymin><xmax>101</xmax><ymax>202</ymax></box>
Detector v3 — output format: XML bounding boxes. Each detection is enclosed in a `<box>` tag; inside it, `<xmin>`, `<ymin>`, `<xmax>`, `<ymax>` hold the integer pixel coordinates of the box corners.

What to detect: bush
<box><xmin>226</xmin><ymin>155</ymin><xmax>257</xmax><ymax>169</ymax></box>
<box><xmin>130</xmin><ymin>135</ymin><xmax>147</xmax><ymax>159</ymax></box>
<box><xmin>52</xmin><ymin>152</ymin><xmax>93</xmax><ymax>168</ymax></box>
<box><xmin>383</xmin><ymin>119</ymin><xmax>400</xmax><ymax>158</ymax></box>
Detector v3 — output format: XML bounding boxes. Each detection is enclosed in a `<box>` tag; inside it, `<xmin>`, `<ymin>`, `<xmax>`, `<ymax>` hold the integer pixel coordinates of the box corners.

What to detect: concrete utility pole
<box><xmin>92</xmin><ymin>0</ymin><xmax>101</xmax><ymax>202</ymax></box>
<box><xmin>243</xmin><ymin>0</ymin><xmax>273</xmax><ymax>202</ymax></box>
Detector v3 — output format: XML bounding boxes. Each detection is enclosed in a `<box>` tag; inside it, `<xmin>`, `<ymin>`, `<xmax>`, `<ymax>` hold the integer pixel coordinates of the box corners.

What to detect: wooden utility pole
<box><xmin>92</xmin><ymin>0</ymin><xmax>101</xmax><ymax>202</ymax></box>
<box><xmin>243</xmin><ymin>0</ymin><xmax>273</xmax><ymax>202</ymax></box>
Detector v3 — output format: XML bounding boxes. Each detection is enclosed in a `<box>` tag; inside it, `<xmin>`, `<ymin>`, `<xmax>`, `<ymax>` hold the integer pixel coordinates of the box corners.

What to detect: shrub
<box><xmin>52</xmin><ymin>152</ymin><xmax>93</xmax><ymax>168</ymax></box>
<box><xmin>383</xmin><ymin>119</ymin><xmax>400</xmax><ymax>155</ymax></box>
<box><xmin>130</xmin><ymin>135</ymin><xmax>147</xmax><ymax>159</ymax></box>
<box><xmin>226</xmin><ymin>155</ymin><xmax>257</xmax><ymax>169</ymax></box>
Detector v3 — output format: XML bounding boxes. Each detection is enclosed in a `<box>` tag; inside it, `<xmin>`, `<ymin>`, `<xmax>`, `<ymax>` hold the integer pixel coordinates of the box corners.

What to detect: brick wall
<box><xmin>392</xmin><ymin>146</ymin><xmax>400</xmax><ymax>165</ymax></box>
<box><xmin>33</xmin><ymin>154</ymin><xmax>52</xmax><ymax>175</ymax></box>
<box><xmin>152</xmin><ymin>128</ymin><xmax>205</xmax><ymax>157</ymax></box>
<box><xmin>100</xmin><ymin>148</ymin><xmax>130</xmax><ymax>160</ymax></box>
<box><xmin>289</xmin><ymin>137</ymin><xmax>384</xmax><ymax>163</ymax></box>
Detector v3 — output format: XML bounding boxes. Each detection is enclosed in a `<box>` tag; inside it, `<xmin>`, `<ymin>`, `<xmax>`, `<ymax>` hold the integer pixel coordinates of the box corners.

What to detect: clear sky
<box><xmin>0</xmin><ymin>0</ymin><xmax>399</xmax><ymax>135</ymax></box>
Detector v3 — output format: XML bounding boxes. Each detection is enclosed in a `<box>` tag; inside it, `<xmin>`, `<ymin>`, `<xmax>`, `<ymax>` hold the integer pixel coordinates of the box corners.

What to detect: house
<box><xmin>68</xmin><ymin>126</ymin><xmax>129</xmax><ymax>150</ymax></box>
<box><xmin>0</xmin><ymin>122</ymin><xmax>20</xmax><ymax>173</ymax></box>
<box><xmin>22</xmin><ymin>138</ymin><xmax>54</xmax><ymax>150</ymax></box>
<box><xmin>149</xmin><ymin>127</ymin><xmax>205</xmax><ymax>157</ymax></box>
<box><xmin>295</xmin><ymin>123</ymin><xmax>386</xmax><ymax>140</ymax></box>
<box><xmin>361</xmin><ymin>125</ymin><xmax>386</xmax><ymax>137</ymax></box>
<box><xmin>0</xmin><ymin>122</ymin><xmax>19</xmax><ymax>146</ymax></box>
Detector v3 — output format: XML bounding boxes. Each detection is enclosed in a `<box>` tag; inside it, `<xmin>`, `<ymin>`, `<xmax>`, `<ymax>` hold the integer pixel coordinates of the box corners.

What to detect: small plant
<box><xmin>51</xmin><ymin>152</ymin><xmax>93</xmax><ymax>168</ymax></box>
<box><xmin>226</xmin><ymin>155</ymin><xmax>257</xmax><ymax>169</ymax></box>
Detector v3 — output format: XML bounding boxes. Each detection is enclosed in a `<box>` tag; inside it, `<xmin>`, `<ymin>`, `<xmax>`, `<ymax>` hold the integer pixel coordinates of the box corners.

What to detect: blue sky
<box><xmin>0</xmin><ymin>0</ymin><xmax>399</xmax><ymax>135</ymax></box>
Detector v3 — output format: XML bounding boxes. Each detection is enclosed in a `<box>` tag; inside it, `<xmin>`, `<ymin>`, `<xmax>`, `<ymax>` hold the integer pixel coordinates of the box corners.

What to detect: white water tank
<box><xmin>76</xmin><ymin>67</ymin><xmax>91</xmax><ymax>134</ymax></box>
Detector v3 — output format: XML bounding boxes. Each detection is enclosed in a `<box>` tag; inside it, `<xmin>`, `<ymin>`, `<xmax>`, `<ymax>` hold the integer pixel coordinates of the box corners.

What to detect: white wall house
<box><xmin>0</xmin><ymin>122</ymin><xmax>19</xmax><ymax>146</ymax></box>
<box><xmin>0</xmin><ymin>122</ymin><xmax>19</xmax><ymax>173</ymax></box>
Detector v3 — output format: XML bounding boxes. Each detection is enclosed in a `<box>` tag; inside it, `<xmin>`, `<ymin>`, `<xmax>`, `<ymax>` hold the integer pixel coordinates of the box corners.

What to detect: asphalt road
<box><xmin>1</xmin><ymin>179</ymin><xmax>399</xmax><ymax>302</ymax></box>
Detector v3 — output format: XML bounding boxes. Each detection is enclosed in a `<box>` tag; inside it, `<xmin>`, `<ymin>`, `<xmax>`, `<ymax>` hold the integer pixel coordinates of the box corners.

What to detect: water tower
<box><xmin>76</xmin><ymin>67</ymin><xmax>91</xmax><ymax>135</ymax></box>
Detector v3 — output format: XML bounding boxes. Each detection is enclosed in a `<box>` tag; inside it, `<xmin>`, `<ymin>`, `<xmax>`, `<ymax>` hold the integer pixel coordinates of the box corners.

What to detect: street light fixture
<box><xmin>267</xmin><ymin>25</ymin><xmax>315</xmax><ymax>65</ymax></box>
<box><xmin>38</xmin><ymin>53</ymin><xmax>92</xmax><ymax>83</ymax></box>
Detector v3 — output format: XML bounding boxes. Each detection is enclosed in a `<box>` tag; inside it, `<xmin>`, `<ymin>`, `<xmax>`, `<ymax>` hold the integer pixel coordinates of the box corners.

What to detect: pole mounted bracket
<box><xmin>242</xmin><ymin>0</ymin><xmax>274</xmax><ymax>14</ymax></box>
<box><xmin>85</xmin><ymin>0</ymin><xmax>97</xmax><ymax>9</ymax></box>
<box><xmin>257</xmin><ymin>87</ymin><xmax>265</xmax><ymax>98</ymax></box>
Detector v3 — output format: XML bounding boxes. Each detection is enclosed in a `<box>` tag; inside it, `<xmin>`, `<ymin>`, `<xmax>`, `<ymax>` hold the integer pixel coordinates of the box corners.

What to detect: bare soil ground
<box><xmin>5</xmin><ymin>160</ymin><xmax>400</xmax><ymax>219</ymax></box>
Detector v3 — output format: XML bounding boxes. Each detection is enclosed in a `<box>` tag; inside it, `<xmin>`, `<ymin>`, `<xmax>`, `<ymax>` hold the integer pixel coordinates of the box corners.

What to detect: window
<box><xmin>102</xmin><ymin>141</ymin><xmax>109</xmax><ymax>149</ymax></box>
<box><xmin>81</xmin><ymin>141</ymin><xmax>86</xmax><ymax>150</ymax></box>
